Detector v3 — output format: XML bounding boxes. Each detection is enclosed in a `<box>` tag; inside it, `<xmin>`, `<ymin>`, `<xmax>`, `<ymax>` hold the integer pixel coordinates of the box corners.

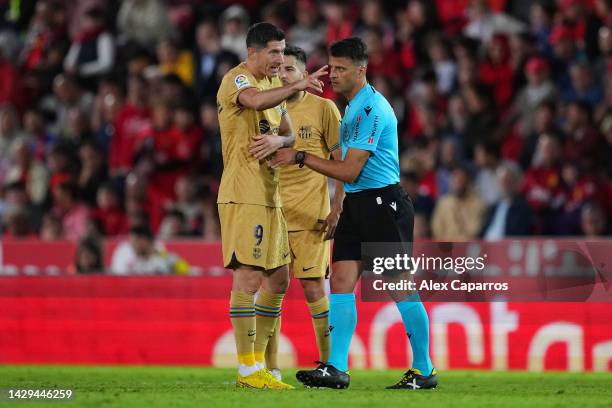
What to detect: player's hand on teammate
<box><xmin>269</xmin><ymin>148</ymin><xmax>297</xmax><ymax>167</ymax></box>
<box><xmin>249</xmin><ymin>134</ymin><xmax>286</xmax><ymax>160</ymax></box>
<box><xmin>294</xmin><ymin>65</ymin><xmax>328</xmax><ymax>93</ymax></box>
<box><xmin>322</xmin><ymin>207</ymin><xmax>341</xmax><ymax>240</ymax></box>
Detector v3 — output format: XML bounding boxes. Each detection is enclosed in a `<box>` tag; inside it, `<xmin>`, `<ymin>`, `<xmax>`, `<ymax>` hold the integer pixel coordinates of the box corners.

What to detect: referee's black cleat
<box><xmin>386</xmin><ymin>368</ymin><xmax>438</xmax><ymax>390</ymax></box>
<box><xmin>296</xmin><ymin>361</ymin><xmax>350</xmax><ymax>389</ymax></box>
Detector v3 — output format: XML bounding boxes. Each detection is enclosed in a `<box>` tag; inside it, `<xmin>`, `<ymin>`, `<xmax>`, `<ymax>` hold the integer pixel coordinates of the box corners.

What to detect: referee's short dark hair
<box><xmin>283</xmin><ymin>45</ymin><xmax>307</xmax><ymax>65</ymax></box>
<box><xmin>246</xmin><ymin>22</ymin><xmax>285</xmax><ymax>49</ymax></box>
<box><xmin>329</xmin><ymin>37</ymin><xmax>368</xmax><ymax>66</ymax></box>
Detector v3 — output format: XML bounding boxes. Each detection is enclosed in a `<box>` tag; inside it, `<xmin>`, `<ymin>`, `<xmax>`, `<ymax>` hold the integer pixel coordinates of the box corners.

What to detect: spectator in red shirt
<box><xmin>557</xmin><ymin>0</ymin><xmax>603</xmax><ymax>60</ymax></box>
<box><xmin>19</xmin><ymin>1</ymin><xmax>58</xmax><ymax>72</ymax></box>
<box><xmin>46</xmin><ymin>142</ymin><xmax>78</xmax><ymax>192</ymax></box>
<box><xmin>362</xmin><ymin>27</ymin><xmax>401</xmax><ymax>86</ymax></box>
<box><xmin>522</xmin><ymin>132</ymin><xmax>565</xmax><ymax>234</ymax></box>
<box><xmin>136</xmin><ymin>101</ymin><xmax>179</xmax><ymax>201</ymax></box>
<box><xmin>479</xmin><ymin>33</ymin><xmax>515</xmax><ymax>113</ymax></box>
<box><xmin>0</xmin><ymin>49</ymin><xmax>25</xmax><ymax>112</ymax></box>
<box><xmin>555</xmin><ymin>162</ymin><xmax>599</xmax><ymax>234</ymax></box>
<box><xmin>138</xmin><ymin>99</ymin><xmax>202</xmax><ymax>201</ymax></box>
<box><xmin>173</xmin><ymin>101</ymin><xmax>203</xmax><ymax>170</ymax></box>
<box><xmin>124</xmin><ymin>172</ymin><xmax>165</xmax><ymax>234</ymax></box>
<box><xmin>92</xmin><ymin>182</ymin><xmax>128</xmax><ymax>236</ymax></box>
<box><xmin>322</xmin><ymin>0</ymin><xmax>353</xmax><ymax>45</ymax></box>
<box><xmin>110</xmin><ymin>74</ymin><xmax>151</xmax><ymax>178</ymax></box>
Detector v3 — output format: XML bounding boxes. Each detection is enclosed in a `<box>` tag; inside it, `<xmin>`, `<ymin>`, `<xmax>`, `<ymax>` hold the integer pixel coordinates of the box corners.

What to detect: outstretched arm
<box><xmin>238</xmin><ymin>66</ymin><xmax>328</xmax><ymax>111</ymax></box>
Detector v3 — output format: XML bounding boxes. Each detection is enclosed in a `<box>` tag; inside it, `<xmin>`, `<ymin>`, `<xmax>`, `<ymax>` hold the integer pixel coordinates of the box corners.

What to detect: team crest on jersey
<box><xmin>234</xmin><ymin>74</ymin><xmax>251</xmax><ymax>89</ymax></box>
<box><xmin>298</xmin><ymin>125</ymin><xmax>312</xmax><ymax>139</ymax></box>
<box><xmin>252</xmin><ymin>247</ymin><xmax>262</xmax><ymax>259</ymax></box>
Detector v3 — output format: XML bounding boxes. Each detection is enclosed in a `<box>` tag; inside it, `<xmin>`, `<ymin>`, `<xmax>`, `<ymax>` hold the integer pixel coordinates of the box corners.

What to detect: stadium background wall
<box><xmin>0</xmin><ymin>240</ymin><xmax>611</xmax><ymax>372</ymax></box>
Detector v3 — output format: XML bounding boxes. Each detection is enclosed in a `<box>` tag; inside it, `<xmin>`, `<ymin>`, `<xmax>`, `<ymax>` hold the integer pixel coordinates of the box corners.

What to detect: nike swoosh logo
<box><xmin>302</xmin><ymin>266</ymin><xmax>316</xmax><ymax>271</ymax></box>
<box><xmin>283</xmin><ymin>252</ymin><xmax>290</xmax><ymax>258</ymax></box>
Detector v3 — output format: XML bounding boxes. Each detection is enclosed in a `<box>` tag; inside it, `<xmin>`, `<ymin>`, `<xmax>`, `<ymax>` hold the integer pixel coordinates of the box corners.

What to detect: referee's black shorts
<box><xmin>332</xmin><ymin>183</ymin><xmax>414</xmax><ymax>263</ymax></box>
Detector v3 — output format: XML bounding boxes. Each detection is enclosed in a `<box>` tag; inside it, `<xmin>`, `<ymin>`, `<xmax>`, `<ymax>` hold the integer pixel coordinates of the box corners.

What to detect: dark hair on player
<box><xmin>283</xmin><ymin>45</ymin><xmax>307</xmax><ymax>65</ymax></box>
<box><xmin>246</xmin><ymin>22</ymin><xmax>285</xmax><ymax>49</ymax></box>
<box><xmin>329</xmin><ymin>37</ymin><xmax>368</xmax><ymax>66</ymax></box>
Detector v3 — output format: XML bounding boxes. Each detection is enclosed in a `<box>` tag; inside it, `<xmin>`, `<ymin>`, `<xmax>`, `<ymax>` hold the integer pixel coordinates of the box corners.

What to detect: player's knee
<box><xmin>270</xmin><ymin>276</ymin><xmax>289</xmax><ymax>293</ymax></box>
<box><xmin>300</xmin><ymin>278</ymin><xmax>325</xmax><ymax>302</ymax></box>
<box><xmin>263</xmin><ymin>266</ymin><xmax>290</xmax><ymax>293</ymax></box>
<box><xmin>232</xmin><ymin>267</ymin><xmax>261</xmax><ymax>295</ymax></box>
<box><xmin>330</xmin><ymin>272</ymin><xmax>354</xmax><ymax>293</ymax></box>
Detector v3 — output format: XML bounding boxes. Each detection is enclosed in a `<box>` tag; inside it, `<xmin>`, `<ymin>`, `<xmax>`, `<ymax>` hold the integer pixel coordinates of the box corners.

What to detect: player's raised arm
<box><xmin>238</xmin><ymin>65</ymin><xmax>328</xmax><ymax>111</ymax></box>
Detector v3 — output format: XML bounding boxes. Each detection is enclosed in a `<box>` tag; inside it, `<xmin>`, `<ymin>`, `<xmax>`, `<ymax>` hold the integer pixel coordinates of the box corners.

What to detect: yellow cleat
<box><xmin>236</xmin><ymin>369</ymin><xmax>294</xmax><ymax>390</ymax></box>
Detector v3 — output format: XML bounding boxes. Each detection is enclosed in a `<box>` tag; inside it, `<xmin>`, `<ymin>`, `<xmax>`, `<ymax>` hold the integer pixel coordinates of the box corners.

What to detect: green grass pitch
<box><xmin>1</xmin><ymin>366</ymin><xmax>611</xmax><ymax>407</ymax></box>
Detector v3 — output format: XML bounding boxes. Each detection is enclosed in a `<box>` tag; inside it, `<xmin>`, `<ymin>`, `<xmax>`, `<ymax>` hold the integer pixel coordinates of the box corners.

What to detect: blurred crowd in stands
<box><xmin>0</xmin><ymin>0</ymin><xmax>610</xmax><ymax>266</ymax></box>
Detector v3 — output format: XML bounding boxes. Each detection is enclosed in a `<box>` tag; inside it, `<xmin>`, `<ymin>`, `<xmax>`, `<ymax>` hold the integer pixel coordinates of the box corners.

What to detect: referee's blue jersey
<box><xmin>340</xmin><ymin>84</ymin><xmax>400</xmax><ymax>193</ymax></box>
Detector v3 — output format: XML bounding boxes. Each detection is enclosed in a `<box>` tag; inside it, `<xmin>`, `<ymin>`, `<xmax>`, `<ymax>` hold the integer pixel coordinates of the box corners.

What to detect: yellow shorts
<box><xmin>218</xmin><ymin>203</ymin><xmax>291</xmax><ymax>270</ymax></box>
<box><xmin>289</xmin><ymin>229</ymin><xmax>330</xmax><ymax>279</ymax></box>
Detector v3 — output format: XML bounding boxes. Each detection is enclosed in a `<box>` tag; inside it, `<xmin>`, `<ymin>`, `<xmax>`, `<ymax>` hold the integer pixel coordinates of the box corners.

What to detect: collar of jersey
<box><xmin>347</xmin><ymin>83</ymin><xmax>372</xmax><ymax>107</ymax></box>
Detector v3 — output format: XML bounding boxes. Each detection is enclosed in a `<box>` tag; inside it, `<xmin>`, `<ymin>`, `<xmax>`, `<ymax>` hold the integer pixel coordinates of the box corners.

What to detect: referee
<box><xmin>271</xmin><ymin>37</ymin><xmax>437</xmax><ymax>390</ymax></box>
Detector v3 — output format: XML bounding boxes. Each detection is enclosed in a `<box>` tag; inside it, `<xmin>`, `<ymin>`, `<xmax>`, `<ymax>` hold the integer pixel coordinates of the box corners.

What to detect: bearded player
<box><xmin>264</xmin><ymin>45</ymin><xmax>344</xmax><ymax>381</ymax></box>
<box><xmin>217</xmin><ymin>22</ymin><xmax>327</xmax><ymax>389</ymax></box>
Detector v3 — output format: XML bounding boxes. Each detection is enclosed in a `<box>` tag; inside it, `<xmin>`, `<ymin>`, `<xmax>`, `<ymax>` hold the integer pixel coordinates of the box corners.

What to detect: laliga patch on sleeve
<box><xmin>234</xmin><ymin>74</ymin><xmax>251</xmax><ymax>89</ymax></box>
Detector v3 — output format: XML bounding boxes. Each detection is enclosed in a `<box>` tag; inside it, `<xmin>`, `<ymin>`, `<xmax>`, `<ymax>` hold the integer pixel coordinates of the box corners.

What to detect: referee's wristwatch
<box><xmin>295</xmin><ymin>151</ymin><xmax>306</xmax><ymax>168</ymax></box>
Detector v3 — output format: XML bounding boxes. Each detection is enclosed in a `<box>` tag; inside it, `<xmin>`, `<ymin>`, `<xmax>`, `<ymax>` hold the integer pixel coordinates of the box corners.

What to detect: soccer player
<box><xmin>216</xmin><ymin>22</ymin><xmax>328</xmax><ymax>389</ymax></box>
<box><xmin>271</xmin><ymin>37</ymin><xmax>437</xmax><ymax>390</ymax></box>
<box><xmin>264</xmin><ymin>45</ymin><xmax>344</xmax><ymax>380</ymax></box>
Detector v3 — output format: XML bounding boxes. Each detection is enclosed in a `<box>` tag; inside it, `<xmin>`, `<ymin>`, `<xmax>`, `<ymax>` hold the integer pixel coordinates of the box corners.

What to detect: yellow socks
<box><xmin>264</xmin><ymin>316</ymin><xmax>280</xmax><ymax>369</ymax></box>
<box><xmin>254</xmin><ymin>289</ymin><xmax>284</xmax><ymax>364</ymax></box>
<box><xmin>229</xmin><ymin>291</ymin><xmax>256</xmax><ymax>367</ymax></box>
